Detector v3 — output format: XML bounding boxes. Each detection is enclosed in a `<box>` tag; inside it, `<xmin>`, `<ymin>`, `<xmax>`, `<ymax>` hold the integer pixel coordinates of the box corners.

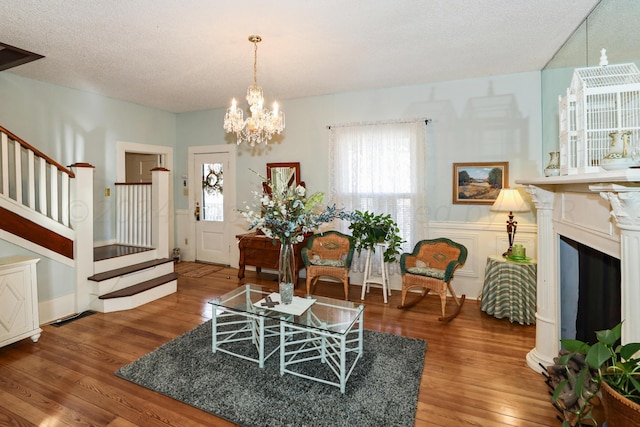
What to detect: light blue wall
<box><xmin>0</xmin><ymin>240</ymin><xmax>72</xmax><ymax>302</ymax></box>
<box><xmin>0</xmin><ymin>73</ymin><xmax>176</xmax><ymax>300</ymax></box>
<box><xmin>177</xmin><ymin>70</ymin><xmax>543</xmax><ymax>226</ymax></box>
<box><xmin>0</xmin><ymin>69</ymin><xmax>544</xmax><ymax>303</ymax></box>
<box><xmin>0</xmin><ymin>73</ymin><xmax>177</xmax><ymax>243</ymax></box>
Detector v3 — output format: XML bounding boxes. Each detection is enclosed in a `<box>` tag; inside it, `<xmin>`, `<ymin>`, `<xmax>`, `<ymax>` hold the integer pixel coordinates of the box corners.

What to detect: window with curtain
<box><xmin>328</xmin><ymin>119</ymin><xmax>428</xmax><ymax>273</ymax></box>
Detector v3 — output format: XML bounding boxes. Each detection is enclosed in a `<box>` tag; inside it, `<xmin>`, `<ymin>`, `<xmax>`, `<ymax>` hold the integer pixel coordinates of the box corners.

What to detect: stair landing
<box><xmin>94</xmin><ymin>244</ymin><xmax>154</xmax><ymax>262</ymax></box>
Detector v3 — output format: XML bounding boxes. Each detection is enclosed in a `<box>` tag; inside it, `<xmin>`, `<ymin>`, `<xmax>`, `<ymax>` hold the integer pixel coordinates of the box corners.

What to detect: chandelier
<box><xmin>224</xmin><ymin>35</ymin><xmax>285</xmax><ymax>146</ymax></box>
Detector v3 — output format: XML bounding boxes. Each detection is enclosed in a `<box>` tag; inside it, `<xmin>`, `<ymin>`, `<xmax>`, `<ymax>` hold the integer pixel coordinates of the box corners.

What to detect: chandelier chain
<box><xmin>253</xmin><ymin>39</ymin><xmax>258</xmax><ymax>87</ymax></box>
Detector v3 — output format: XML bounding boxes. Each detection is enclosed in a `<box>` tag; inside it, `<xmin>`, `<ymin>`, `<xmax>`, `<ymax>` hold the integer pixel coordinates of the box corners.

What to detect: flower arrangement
<box><xmin>239</xmin><ymin>171</ymin><xmax>350</xmax><ymax>245</ymax></box>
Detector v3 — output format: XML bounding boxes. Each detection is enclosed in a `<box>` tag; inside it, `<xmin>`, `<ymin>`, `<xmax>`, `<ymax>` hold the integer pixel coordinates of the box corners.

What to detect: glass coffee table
<box><xmin>208</xmin><ymin>283</ymin><xmax>364</xmax><ymax>393</ymax></box>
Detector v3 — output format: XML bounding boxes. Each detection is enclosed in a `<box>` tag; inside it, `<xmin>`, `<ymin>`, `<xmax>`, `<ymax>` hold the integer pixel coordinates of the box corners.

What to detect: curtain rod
<box><xmin>326</xmin><ymin>118</ymin><xmax>431</xmax><ymax>130</ymax></box>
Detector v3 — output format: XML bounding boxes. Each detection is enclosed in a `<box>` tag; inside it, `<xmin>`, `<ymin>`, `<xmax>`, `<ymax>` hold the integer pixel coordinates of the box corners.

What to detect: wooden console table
<box><xmin>236</xmin><ymin>232</ymin><xmax>310</xmax><ymax>285</ymax></box>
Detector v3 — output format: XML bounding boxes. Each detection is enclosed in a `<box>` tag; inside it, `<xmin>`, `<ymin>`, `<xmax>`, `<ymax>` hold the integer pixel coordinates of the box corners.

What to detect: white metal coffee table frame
<box><xmin>279</xmin><ymin>301</ymin><xmax>364</xmax><ymax>394</ymax></box>
<box><xmin>210</xmin><ymin>285</ymin><xmax>282</xmax><ymax>368</ymax></box>
<box><xmin>209</xmin><ymin>284</ymin><xmax>365</xmax><ymax>392</ymax></box>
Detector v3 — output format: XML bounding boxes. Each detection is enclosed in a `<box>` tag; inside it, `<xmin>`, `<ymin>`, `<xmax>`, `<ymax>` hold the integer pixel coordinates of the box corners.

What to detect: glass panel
<box><xmin>201</xmin><ymin>162</ymin><xmax>224</xmax><ymax>221</ymax></box>
<box><xmin>208</xmin><ymin>284</ymin><xmax>363</xmax><ymax>335</ymax></box>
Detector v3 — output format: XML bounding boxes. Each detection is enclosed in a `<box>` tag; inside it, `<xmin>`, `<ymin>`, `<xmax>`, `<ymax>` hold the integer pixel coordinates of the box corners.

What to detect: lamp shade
<box><xmin>490</xmin><ymin>188</ymin><xmax>530</xmax><ymax>213</ymax></box>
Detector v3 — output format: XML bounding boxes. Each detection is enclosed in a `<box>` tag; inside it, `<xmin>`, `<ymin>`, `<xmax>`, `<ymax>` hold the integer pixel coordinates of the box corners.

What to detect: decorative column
<box><xmin>525</xmin><ymin>185</ymin><xmax>557</xmax><ymax>372</ymax></box>
<box><xmin>594</xmin><ymin>184</ymin><xmax>640</xmax><ymax>345</ymax></box>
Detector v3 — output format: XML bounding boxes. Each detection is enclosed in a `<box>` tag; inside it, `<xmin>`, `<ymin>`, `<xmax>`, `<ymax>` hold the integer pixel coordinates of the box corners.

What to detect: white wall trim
<box><xmin>39</xmin><ymin>293</ymin><xmax>76</xmax><ymax>324</ymax></box>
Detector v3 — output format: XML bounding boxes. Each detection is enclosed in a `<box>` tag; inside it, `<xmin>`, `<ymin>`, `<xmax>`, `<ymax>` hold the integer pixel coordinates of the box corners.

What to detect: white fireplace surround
<box><xmin>518</xmin><ymin>169</ymin><xmax>640</xmax><ymax>373</ymax></box>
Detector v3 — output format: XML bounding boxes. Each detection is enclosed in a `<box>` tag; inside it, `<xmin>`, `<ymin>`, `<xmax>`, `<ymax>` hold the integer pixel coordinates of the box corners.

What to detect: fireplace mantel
<box><xmin>519</xmin><ymin>168</ymin><xmax>640</xmax><ymax>186</ymax></box>
<box><xmin>516</xmin><ymin>171</ymin><xmax>640</xmax><ymax>373</ymax></box>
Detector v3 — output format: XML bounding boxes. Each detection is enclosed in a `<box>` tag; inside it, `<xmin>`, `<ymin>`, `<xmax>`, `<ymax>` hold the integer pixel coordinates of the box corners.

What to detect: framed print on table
<box><xmin>452</xmin><ymin>162</ymin><xmax>508</xmax><ymax>205</ymax></box>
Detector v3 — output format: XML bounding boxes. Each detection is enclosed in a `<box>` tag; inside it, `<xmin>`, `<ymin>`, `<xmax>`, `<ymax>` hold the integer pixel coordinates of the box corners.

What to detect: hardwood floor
<box><xmin>0</xmin><ymin>263</ymin><xmax>560</xmax><ymax>426</ymax></box>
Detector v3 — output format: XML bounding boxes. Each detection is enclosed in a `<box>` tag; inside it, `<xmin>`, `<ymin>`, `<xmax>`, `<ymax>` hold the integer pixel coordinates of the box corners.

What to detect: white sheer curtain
<box><xmin>328</xmin><ymin>119</ymin><xmax>428</xmax><ymax>274</ymax></box>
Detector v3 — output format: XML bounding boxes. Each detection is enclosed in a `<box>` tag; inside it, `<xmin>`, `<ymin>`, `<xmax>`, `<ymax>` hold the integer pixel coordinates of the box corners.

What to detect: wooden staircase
<box><xmin>88</xmin><ymin>245</ymin><xmax>178</xmax><ymax>313</ymax></box>
<box><xmin>0</xmin><ymin>125</ymin><xmax>176</xmax><ymax>319</ymax></box>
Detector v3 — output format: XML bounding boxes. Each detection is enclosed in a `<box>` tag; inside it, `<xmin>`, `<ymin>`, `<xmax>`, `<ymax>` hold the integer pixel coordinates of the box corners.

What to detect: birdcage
<box><xmin>558</xmin><ymin>56</ymin><xmax>640</xmax><ymax>174</ymax></box>
<box><xmin>558</xmin><ymin>90</ymin><xmax>577</xmax><ymax>175</ymax></box>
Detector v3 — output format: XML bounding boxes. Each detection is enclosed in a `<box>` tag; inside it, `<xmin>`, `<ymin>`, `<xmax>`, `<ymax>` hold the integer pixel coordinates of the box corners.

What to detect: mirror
<box><xmin>544</xmin><ymin>0</ymin><xmax>640</xmax><ymax>70</ymax></box>
<box><xmin>541</xmin><ymin>0</ymin><xmax>640</xmax><ymax>154</ymax></box>
<box><xmin>266</xmin><ymin>162</ymin><xmax>303</xmax><ymax>193</ymax></box>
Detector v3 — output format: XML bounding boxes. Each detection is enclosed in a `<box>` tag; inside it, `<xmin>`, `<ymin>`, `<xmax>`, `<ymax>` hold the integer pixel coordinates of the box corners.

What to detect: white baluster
<box><xmin>50</xmin><ymin>165</ymin><xmax>58</xmax><ymax>222</ymax></box>
<box><xmin>132</xmin><ymin>185</ymin><xmax>138</xmax><ymax>246</ymax></box>
<box><xmin>27</xmin><ymin>151</ymin><xmax>35</xmax><ymax>209</ymax></box>
<box><xmin>116</xmin><ymin>185</ymin><xmax>123</xmax><ymax>243</ymax></box>
<box><xmin>145</xmin><ymin>185</ymin><xmax>152</xmax><ymax>246</ymax></box>
<box><xmin>61</xmin><ymin>172</ymin><xmax>69</xmax><ymax>226</ymax></box>
<box><xmin>1</xmin><ymin>133</ymin><xmax>7</xmax><ymax>197</ymax></box>
<box><xmin>14</xmin><ymin>140</ymin><xmax>22</xmax><ymax>204</ymax></box>
<box><xmin>38</xmin><ymin>158</ymin><xmax>47</xmax><ymax>215</ymax></box>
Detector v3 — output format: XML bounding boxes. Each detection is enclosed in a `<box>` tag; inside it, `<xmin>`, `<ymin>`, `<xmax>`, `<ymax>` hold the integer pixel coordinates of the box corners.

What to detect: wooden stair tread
<box><xmin>98</xmin><ymin>272</ymin><xmax>178</xmax><ymax>299</ymax></box>
<box><xmin>88</xmin><ymin>258</ymin><xmax>173</xmax><ymax>281</ymax></box>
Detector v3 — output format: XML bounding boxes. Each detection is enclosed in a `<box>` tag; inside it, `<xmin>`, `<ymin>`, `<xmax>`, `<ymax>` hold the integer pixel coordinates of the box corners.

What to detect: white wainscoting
<box><xmin>427</xmin><ymin>221</ymin><xmax>537</xmax><ymax>301</ymax></box>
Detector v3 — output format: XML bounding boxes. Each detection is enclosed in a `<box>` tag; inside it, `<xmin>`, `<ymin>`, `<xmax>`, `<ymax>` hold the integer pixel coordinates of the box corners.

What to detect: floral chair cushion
<box><xmin>407</xmin><ymin>266</ymin><xmax>445</xmax><ymax>279</ymax></box>
<box><xmin>309</xmin><ymin>258</ymin><xmax>346</xmax><ymax>267</ymax></box>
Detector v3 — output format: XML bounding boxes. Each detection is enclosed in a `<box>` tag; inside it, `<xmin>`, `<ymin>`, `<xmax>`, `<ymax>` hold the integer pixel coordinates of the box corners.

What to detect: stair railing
<box><xmin>0</xmin><ymin>126</ymin><xmax>74</xmax><ymax>227</ymax></box>
<box><xmin>114</xmin><ymin>168</ymin><xmax>170</xmax><ymax>256</ymax></box>
<box><xmin>115</xmin><ymin>182</ymin><xmax>153</xmax><ymax>247</ymax></box>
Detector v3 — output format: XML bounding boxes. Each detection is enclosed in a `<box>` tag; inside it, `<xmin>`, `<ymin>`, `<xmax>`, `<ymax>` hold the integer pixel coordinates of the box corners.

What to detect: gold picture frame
<box><xmin>452</xmin><ymin>162</ymin><xmax>508</xmax><ymax>205</ymax></box>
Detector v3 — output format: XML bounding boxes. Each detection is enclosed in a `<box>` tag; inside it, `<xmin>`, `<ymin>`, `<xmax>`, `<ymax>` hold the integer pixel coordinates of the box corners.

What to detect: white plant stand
<box><xmin>361</xmin><ymin>243</ymin><xmax>391</xmax><ymax>303</ymax></box>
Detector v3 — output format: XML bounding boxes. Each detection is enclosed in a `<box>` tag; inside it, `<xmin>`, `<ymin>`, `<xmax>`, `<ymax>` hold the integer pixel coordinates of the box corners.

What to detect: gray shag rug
<box><xmin>116</xmin><ymin>320</ymin><xmax>426</xmax><ymax>427</ymax></box>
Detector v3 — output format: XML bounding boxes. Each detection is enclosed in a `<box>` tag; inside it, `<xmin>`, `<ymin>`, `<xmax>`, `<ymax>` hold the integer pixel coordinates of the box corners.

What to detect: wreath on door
<box><xmin>202</xmin><ymin>165</ymin><xmax>223</xmax><ymax>195</ymax></box>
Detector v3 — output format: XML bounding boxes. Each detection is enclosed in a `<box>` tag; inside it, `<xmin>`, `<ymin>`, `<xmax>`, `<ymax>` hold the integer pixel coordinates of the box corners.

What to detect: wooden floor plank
<box><xmin>0</xmin><ymin>262</ymin><xmax>559</xmax><ymax>426</ymax></box>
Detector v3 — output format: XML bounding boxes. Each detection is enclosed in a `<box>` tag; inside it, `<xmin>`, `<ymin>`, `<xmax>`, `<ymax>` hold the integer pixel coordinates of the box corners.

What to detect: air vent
<box><xmin>0</xmin><ymin>42</ymin><xmax>44</xmax><ymax>71</ymax></box>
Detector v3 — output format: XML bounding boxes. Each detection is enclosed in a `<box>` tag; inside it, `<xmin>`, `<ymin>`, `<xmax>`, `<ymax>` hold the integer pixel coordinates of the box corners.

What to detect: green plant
<box><xmin>551</xmin><ymin>322</ymin><xmax>640</xmax><ymax>426</ymax></box>
<box><xmin>347</xmin><ymin>210</ymin><xmax>405</xmax><ymax>263</ymax></box>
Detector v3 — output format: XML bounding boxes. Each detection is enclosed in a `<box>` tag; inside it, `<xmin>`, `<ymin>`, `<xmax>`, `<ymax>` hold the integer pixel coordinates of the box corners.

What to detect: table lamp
<box><xmin>490</xmin><ymin>188</ymin><xmax>530</xmax><ymax>257</ymax></box>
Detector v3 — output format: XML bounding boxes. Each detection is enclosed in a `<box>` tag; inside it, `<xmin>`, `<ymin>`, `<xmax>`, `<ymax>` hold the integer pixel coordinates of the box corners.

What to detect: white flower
<box><xmin>238</xmin><ymin>169</ymin><xmax>350</xmax><ymax>245</ymax></box>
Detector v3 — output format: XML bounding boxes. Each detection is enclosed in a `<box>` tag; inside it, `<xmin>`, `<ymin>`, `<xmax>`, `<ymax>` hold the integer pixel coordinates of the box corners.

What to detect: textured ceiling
<box><xmin>0</xmin><ymin>0</ymin><xmax>600</xmax><ymax>113</ymax></box>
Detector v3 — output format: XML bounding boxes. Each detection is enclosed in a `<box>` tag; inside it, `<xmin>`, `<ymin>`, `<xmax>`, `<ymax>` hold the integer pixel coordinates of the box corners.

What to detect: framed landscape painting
<box><xmin>452</xmin><ymin>162</ymin><xmax>508</xmax><ymax>204</ymax></box>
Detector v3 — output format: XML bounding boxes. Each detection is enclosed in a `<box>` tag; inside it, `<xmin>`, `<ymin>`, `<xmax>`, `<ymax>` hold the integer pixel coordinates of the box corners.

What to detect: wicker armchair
<box><xmin>399</xmin><ymin>238</ymin><xmax>468</xmax><ymax>321</ymax></box>
<box><xmin>301</xmin><ymin>231</ymin><xmax>355</xmax><ymax>300</ymax></box>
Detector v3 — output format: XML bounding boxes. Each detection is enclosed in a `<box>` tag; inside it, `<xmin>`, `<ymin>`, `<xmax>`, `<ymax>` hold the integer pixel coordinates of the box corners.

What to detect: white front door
<box><xmin>193</xmin><ymin>152</ymin><xmax>231</xmax><ymax>265</ymax></box>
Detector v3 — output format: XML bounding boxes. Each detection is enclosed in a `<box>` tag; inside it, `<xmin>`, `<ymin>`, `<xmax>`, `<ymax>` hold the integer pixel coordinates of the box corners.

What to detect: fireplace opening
<box><xmin>559</xmin><ymin>235</ymin><xmax>621</xmax><ymax>345</ymax></box>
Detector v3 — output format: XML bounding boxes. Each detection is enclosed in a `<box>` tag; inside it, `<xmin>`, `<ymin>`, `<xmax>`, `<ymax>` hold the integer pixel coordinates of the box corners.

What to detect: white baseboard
<box><xmin>39</xmin><ymin>293</ymin><xmax>76</xmax><ymax>325</ymax></box>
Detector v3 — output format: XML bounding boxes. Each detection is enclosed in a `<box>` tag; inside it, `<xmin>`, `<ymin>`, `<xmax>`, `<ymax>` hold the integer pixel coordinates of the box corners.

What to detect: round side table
<box><xmin>480</xmin><ymin>255</ymin><xmax>537</xmax><ymax>325</ymax></box>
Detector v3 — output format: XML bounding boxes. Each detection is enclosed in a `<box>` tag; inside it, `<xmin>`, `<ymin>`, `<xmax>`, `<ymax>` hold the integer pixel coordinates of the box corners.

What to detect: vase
<box><xmin>601</xmin><ymin>131</ymin><xmax>637</xmax><ymax>170</ymax></box>
<box><xmin>278</xmin><ymin>242</ymin><xmax>295</xmax><ymax>305</ymax></box>
<box><xmin>544</xmin><ymin>151</ymin><xmax>560</xmax><ymax>177</ymax></box>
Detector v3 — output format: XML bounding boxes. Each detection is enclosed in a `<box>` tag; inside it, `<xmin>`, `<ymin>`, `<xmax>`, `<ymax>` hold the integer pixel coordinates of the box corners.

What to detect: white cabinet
<box><xmin>0</xmin><ymin>256</ymin><xmax>41</xmax><ymax>347</ymax></box>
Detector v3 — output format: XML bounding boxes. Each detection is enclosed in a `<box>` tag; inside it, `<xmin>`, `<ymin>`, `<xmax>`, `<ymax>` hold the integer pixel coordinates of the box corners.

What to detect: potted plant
<box><xmin>347</xmin><ymin>210</ymin><xmax>404</xmax><ymax>263</ymax></box>
<box><xmin>551</xmin><ymin>322</ymin><xmax>640</xmax><ymax>426</ymax></box>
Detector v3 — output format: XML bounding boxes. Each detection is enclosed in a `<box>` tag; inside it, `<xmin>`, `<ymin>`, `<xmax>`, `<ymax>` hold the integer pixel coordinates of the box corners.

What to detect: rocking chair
<box><xmin>398</xmin><ymin>238</ymin><xmax>468</xmax><ymax>321</ymax></box>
